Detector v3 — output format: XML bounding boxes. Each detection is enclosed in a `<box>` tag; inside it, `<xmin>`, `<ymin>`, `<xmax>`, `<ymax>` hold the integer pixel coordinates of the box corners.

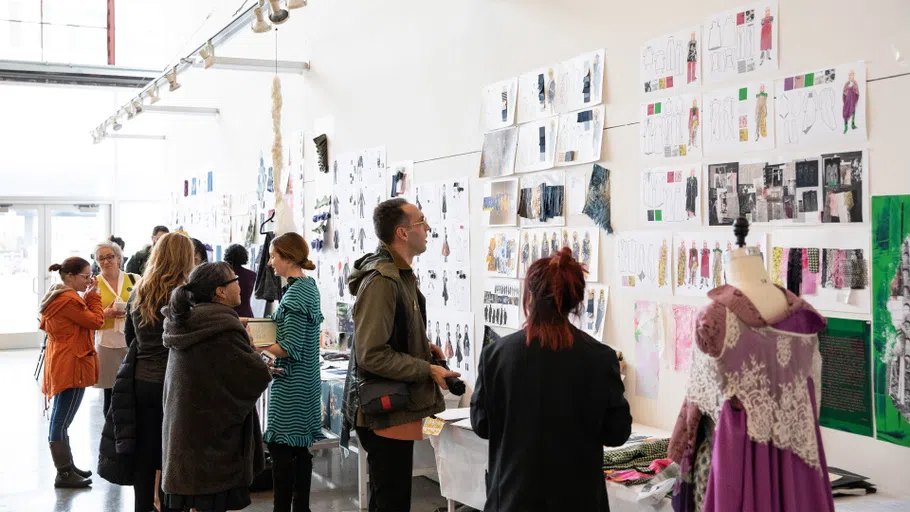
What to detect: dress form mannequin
<box><xmin>724</xmin><ymin>217</ymin><xmax>788</xmax><ymax>320</ymax></box>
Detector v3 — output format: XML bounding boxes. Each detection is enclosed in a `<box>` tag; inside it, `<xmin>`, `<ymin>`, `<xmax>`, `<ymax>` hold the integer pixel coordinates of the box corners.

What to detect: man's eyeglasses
<box><xmin>407</xmin><ymin>220</ymin><xmax>429</xmax><ymax>229</ymax></box>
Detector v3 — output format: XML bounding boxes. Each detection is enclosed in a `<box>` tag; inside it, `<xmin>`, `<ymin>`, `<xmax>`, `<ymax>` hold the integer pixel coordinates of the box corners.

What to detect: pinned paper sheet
<box><xmin>423</xmin><ymin>418</ymin><xmax>446</xmax><ymax>436</ymax></box>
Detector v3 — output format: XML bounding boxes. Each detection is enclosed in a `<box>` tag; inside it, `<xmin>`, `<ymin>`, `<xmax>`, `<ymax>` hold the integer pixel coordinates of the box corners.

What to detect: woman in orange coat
<box><xmin>39</xmin><ymin>256</ymin><xmax>104</xmax><ymax>488</ymax></box>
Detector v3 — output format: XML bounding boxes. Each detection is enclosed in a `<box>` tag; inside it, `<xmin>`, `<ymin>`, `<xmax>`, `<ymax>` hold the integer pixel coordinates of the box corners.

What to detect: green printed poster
<box><xmin>817</xmin><ymin>318</ymin><xmax>873</xmax><ymax>437</ymax></box>
<box><xmin>871</xmin><ymin>195</ymin><xmax>910</xmax><ymax>447</ymax></box>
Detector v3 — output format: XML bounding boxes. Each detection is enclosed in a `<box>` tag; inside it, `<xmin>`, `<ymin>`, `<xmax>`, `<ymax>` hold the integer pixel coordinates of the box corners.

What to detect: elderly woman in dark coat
<box><xmin>160</xmin><ymin>262</ymin><xmax>272</xmax><ymax>511</ymax></box>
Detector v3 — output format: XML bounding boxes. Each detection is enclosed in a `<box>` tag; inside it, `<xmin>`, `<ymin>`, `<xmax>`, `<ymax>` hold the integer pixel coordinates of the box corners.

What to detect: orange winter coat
<box><xmin>40</xmin><ymin>289</ymin><xmax>104</xmax><ymax>398</ymax></box>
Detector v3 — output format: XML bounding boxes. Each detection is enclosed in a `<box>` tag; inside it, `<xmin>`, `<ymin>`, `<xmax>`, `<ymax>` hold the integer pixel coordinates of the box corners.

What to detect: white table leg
<box><xmin>358</xmin><ymin>444</ymin><xmax>369</xmax><ymax>510</ymax></box>
<box><xmin>448</xmin><ymin>498</ymin><xmax>456</xmax><ymax>512</ymax></box>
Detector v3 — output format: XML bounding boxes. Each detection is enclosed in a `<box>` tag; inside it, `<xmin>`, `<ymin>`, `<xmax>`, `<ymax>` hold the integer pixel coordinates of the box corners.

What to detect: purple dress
<box><xmin>668</xmin><ymin>285</ymin><xmax>835</xmax><ymax>512</ymax></box>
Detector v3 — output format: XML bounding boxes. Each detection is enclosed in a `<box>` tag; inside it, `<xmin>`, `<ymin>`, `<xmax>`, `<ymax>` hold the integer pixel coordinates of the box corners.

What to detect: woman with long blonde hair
<box><xmin>107</xmin><ymin>232</ymin><xmax>194</xmax><ymax>512</ymax></box>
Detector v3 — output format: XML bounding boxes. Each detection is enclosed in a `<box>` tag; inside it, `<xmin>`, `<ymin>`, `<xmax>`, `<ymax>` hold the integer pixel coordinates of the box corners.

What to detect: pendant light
<box><xmin>287</xmin><ymin>0</ymin><xmax>306</xmax><ymax>8</ymax></box>
<box><xmin>200</xmin><ymin>40</ymin><xmax>215</xmax><ymax>69</ymax></box>
<box><xmin>167</xmin><ymin>66</ymin><xmax>181</xmax><ymax>92</ymax></box>
<box><xmin>267</xmin><ymin>0</ymin><xmax>289</xmax><ymax>24</ymax></box>
<box><xmin>112</xmin><ymin>113</ymin><xmax>123</xmax><ymax>131</ymax></box>
<box><xmin>252</xmin><ymin>1</ymin><xmax>272</xmax><ymax>33</ymax></box>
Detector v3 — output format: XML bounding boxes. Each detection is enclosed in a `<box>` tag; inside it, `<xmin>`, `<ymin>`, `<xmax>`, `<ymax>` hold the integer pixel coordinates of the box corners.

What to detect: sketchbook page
<box><xmin>482</xmin><ymin>278</ymin><xmax>521</xmax><ymax>330</ymax></box>
<box><xmin>775</xmin><ymin>62</ymin><xmax>866</xmax><ymax>150</ymax></box>
<box><xmin>672</xmin><ymin>231</ymin><xmax>768</xmax><ymax>297</ymax></box>
<box><xmin>426</xmin><ymin>308</ymin><xmax>477</xmax><ymax>386</ymax></box>
<box><xmin>641</xmin><ymin>26</ymin><xmax>702</xmax><ymax>95</ymax></box>
<box><xmin>570</xmin><ymin>284</ymin><xmax>610</xmax><ymax>342</ymax></box>
<box><xmin>614</xmin><ymin>231</ymin><xmax>674</xmax><ymax>295</ymax></box>
<box><xmin>703</xmin><ymin>80</ymin><xmax>775</xmax><ymax>156</ymax></box>
<box><xmin>640</xmin><ymin>166</ymin><xmax>702</xmax><ymax>226</ymax></box>
<box><xmin>771</xmin><ymin>228</ymin><xmax>871</xmax><ymax>314</ymax></box>
<box><xmin>704</xmin><ymin>3</ymin><xmax>778</xmax><ymax>83</ymax></box>
<box><xmin>483</xmin><ymin>229</ymin><xmax>520</xmax><ymax>279</ymax></box>
<box><xmin>517</xmin><ymin>66</ymin><xmax>559</xmax><ymax>123</ymax></box>
<box><xmin>482</xmin><ymin>178</ymin><xmax>519</xmax><ymax>227</ymax></box>
<box><xmin>555</xmin><ymin>105</ymin><xmax>604</xmax><ymax>167</ymax></box>
<box><xmin>516</xmin><ymin>117</ymin><xmax>559</xmax><ymax>173</ymax></box>
<box><xmin>480</xmin><ymin>77</ymin><xmax>519</xmax><ymax>132</ymax></box>
<box><xmin>555</xmin><ymin>49</ymin><xmax>605</xmax><ymax>113</ymax></box>
<box><xmin>479</xmin><ymin>127</ymin><xmax>519</xmax><ymax>179</ymax></box>
<box><xmin>640</xmin><ymin>94</ymin><xmax>702</xmax><ymax>160</ymax></box>
<box><xmin>518</xmin><ymin>170</ymin><xmax>566</xmax><ymax>228</ymax></box>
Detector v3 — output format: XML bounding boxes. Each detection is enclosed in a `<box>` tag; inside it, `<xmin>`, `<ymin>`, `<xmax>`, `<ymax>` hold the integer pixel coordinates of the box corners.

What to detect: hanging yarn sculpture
<box><xmin>271</xmin><ymin>74</ymin><xmax>296</xmax><ymax>234</ymax></box>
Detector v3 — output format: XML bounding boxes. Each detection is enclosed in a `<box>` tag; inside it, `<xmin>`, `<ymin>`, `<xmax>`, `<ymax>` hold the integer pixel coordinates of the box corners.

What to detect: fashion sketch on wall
<box><xmin>518</xmin><ymin>171</ymin><xmax>565</xmax><ymax>227</ymax></box>
<box><xmin>673</xmin><ymin>231</ymin><xmax>767</xmax><ymax>297</ymax></box>
<box><xmin>704</xmin><ymin>3</ymin><xmax>778</xmax><ymax>83</ymax></box>
<box><xmin>640</xmin><ymin>26</ymin><xmax>701</xmax><ymax>94</ymax></box>
<box><xmin>426</xmin><ymin>308</ymin><xmax>477</xmax><ymax>386</ymax></box>
<box><xmin>518</xmin><ymin>227</ymin><xmax>599</xmax><ymax>282</ymax></box>
<box><xmin>483</xmin><ymin>279</ymin><xmax>521</xmax><ymax>330</ymax></box>
<box><xmin>640</xmin><ymin>166</ymin><xmax>702</xmax><ymax>225</ymax></box>
<box><xmin>483</xmin><ymin>178</ymin><xmax>519</xmax><ymax>227</ymax></box>
<box><xmin>517</xmin><ymin>66</ymin><xmax>558</xmax><ymax>123</ymax></box>
<box><xmin>479</xmin><ymin>127</ymin><xmax>519</xmax><ymax>179</ymax></box>
<box><xmin>555</xmin><ymin>105</ymin><xmax>604</xmax><ymax>167</ymax></box>
<box><xmin>570</xmin><ymin>284</ymin><xmax>609</xmax><ymax>342</ymax></box>
<box><xmin>555</xmin><ymin>49</ymin><xmax>605</xmax><ymax>114</ymax></box>
<box><xmin>703</xmin><ymin>80</ymin><xmax>775</xmax><ymax>155</ymax></box>
<box><xmin>481</xmin><ymin>77</ymin><xmax>518</xmax><ymax>132</ymax></box>
<box><xmin>484</xmin><ymin>229</ymin><xmax>520</xmax><ymax>279</ymax></box>
<box><xmin>640</xmin><ymin>94</ymin><xmax>701</xmax><ymax>159</ymax></box>
<box><xmin>516</xmin><ymin>116</ymin><xmax>559</xmax><ymax>173</ymax></box>
<box><xmin>614</xmin><ymin>231</ymin><xmax>673</xmax><ymax>295</ymax></box>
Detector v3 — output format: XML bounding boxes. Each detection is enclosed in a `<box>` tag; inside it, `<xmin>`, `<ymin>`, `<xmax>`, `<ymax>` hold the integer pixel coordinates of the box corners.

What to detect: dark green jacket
<box><xmin>347</xmin><ymin>244</ymin><xmax>445</xmax><ymax>430</ymax></box>
<box><xmin>125</xmin><ymin>245</ymin><xmax>151</xmax><ymax>275</ymax></box>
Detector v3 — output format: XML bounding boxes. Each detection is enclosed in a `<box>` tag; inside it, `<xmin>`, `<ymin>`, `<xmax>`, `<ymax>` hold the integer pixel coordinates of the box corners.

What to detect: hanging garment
<box><xmin>582</xmin><ymin>164</ymin><xmax>614</xmax><ymax>233</ymax></box>
<box><xmin>313</xmin><ymin>134</ymin><xmax>329</xmax><ymax>173</ymax></box>
<box><xmin>833</xmin><ymin>249</ymin><xmax>846</xmax><ymax>289</ymax></box>
<box><xmin>802</xmin><ymin>248</ymin><xmax>818</xmax><ymax>295</ymax></box>
<box><xmin>807</xmin><ymin>248</ymin><xmax>820</xmax><ymax>273</ymax></box>
<box><xmin>669</xmin><ymin>285</ymin><xmax>834</xmax><ymax>512</ymax></box>
<box><xmin>787</xmin><ymin>247</ymin><xmax>803</xmax><ymax>295</ymax></box>
<box><xmin>253</xmin><ymin>232</ymin><xmax>282</xmax><ymax>301</ymax></box>
<box><xmin>771</xmin><ymin>247</ymin><xmax>784</xmax><ymax>286</ymax></box>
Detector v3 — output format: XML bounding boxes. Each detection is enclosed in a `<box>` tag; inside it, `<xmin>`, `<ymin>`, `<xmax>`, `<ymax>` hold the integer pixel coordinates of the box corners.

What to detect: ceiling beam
<box><xmin>193</xmin><ymin>57</ymin><xmax>311</xmax><ymax>74</ymax></box>
<box><xmin>141</xmin><ymin>105</ymin><xmax>220</xmax><ymax>116</ymax></box>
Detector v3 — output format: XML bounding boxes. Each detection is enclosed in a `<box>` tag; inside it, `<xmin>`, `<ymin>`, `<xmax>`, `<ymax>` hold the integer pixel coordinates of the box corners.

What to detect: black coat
<box><xmin>97</xmin><ymin>341</ymin><xmax>140</xmax><ymax>485</ymax></box>
<box><xmin>470</xmin><ymin>327</ymin><xmax>632</xmax><ymax>512</ymax></box>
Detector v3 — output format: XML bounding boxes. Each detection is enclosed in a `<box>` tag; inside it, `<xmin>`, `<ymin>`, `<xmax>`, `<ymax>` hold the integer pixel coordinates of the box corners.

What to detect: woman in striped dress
<box><xmin>259</xmin><ymin>232</ymin><xmax>324</xmax><ymax>512</ymax></box>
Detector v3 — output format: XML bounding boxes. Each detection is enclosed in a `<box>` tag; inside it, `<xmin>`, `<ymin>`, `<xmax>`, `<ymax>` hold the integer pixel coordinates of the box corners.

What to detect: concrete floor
<box><xmin>0</xmin><ymin>349</ymin><xmax>449</xmax><ymax>512</ymax></box>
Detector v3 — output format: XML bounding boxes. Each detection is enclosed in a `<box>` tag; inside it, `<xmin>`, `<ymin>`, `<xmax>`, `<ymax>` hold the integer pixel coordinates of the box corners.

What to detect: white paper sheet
<box><xmin>770</xmin><ymin>228</ymin><xmax>871</xmax><ymax>314</ymax></box>
<box><xmin>479</xmin><ymin>127</ymin><xmax>519</xmax><ymax>178</ymax></box>
<box><xmin>482</xmin><ymin>278</ymin><xmax>521</xmax><ymax>330</ymax></box>
<box><xmin>672</xmin><ymin>231</ymin><xmax>768</xmax><ymax>297</ymax></box>
<box><xmin>703</xmin><ymin>80</ymin><xmax>775</xmax><ymax>155</ymax></box>
<box><xmin>704</xmin><ymin>3</ymin><xmax>778</xmax><ymax>83</ymax></box>
<box><xmin>515</xmin><ymin>116</ymin><xmax>559</xmax><ymax>173</ymax></box>
<box><xmin>481</xmin><ymin>77</ymin><xmax>519</xmax><ymax>132</ymax></box>
<box><xmin>517</xmin><ymin>66</ymin><xmax>559</xmax><ymax>123</ymax></box>
<box><xmin>482</xmin><ymin>178</ymin><xmax>519</xmax><ymax>227</ymax></box>
<box><xmin>569</xmin><ymin>284</ymin><xmax>609</xmax><ymax>342</ymax></box>
<box><xmin>566</xmin><ymin>167</ymin><xmax>591</xmax><ymax>215</ymax></box>
<box><xmin>775</xmin><ymin>62</ymin><xmax>866</xmax><ymax>149</ymax></box>
<box><xmin>436</xmin><ymin>408</ymin><xmax>472</xmax><ymax>422</ymax></box>
<box><xmin>426</xmin><ymin>308</ymin><xmax>477</xmax><ymax>386</ymax></box>
<box><xmin>614</xmin><ymin>231</ymin><xmax>674</xmax><ymax>295</ymax></box>
<box><xmin>555</xmin><ymin>49</ymin><xmax>605</xmax><ymax>113</ymax></box>
<box><xmin>518</xmin><ymin>227</ymin><xmax>599</xmax><ymax>281</ymax></box>
<box><xmin>556</xmin><ymin>105</ymin><xmax>604</xmax><ymax>166</ymax></box>
<box><xmin>640</xmin><ymin>166</ymin><xmax>702</xmax><ymax>225</ymax></box>
<box><xmin>640</xmin><ymin>26</ymin><xmax>702</xmax><ymax>95</ymax></box>
<box><xmin>451</xmin><ymin>418</ymin><xmax>474</xmax><ymax>430</ymax></box>
<box><xmin>483</xmin><ymin>229</ymin><xmax>520</xmax><ymax>278</ymax></box>
<box><xmin>640</xmin><ymin>94</ymin><xmax>702</xmax><ymax>159</ymax></box>
<box><xmin>518</xmin><ymin>170</ymin><xmax>565</xmax><ymax>227</ymax></box>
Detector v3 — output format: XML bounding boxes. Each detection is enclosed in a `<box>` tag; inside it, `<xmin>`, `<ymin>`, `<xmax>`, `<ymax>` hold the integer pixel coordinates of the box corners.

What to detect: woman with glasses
<box><xmin>39</xmin><ymin>256</ymin><xmax>104</xmax><ymax>488</ymax></box>
<box><xmin>92</xmin><ymin>240</ymin><xmax>141</xmax><ymax>417</ymax></box>
<box><xmin>160</xmin><ymin>262</ymin><xmax>271</xmax><ymax>511</ymax></box>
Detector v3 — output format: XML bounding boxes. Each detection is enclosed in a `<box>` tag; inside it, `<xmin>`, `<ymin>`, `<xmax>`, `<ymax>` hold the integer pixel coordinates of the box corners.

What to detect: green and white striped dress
<box><xmin>264</xmin><ymin>276</ymin><xmax>326</xmax><ymax>448</ymax></box>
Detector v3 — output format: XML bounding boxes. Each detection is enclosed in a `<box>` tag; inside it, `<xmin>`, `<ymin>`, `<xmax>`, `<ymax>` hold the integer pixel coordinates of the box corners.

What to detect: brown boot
<box><xmin>64</xmin><ymin>435</ymin><xmax>92</xmax><ymax>478</ymax></box>
<box><xmin>49</xmin><ymin>441</ymin><xmax>92</xmax><ymax>488</ymax></box>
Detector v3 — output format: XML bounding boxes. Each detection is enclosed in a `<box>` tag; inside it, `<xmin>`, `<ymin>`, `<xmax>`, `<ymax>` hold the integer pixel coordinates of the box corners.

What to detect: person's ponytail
<box><xmin>167</xmin><ymin>285</ymin><xmax>194</xmax><ymax>327</ymax></box>
<box><xmin>48</xmin><ymin>263</ymin><xmax>62</xmax><ymax>272</ymax></box>
<box><xmin>166</xmin><ymin>261</ymin><xmax>233</xmax><ymax>328</ymax></box>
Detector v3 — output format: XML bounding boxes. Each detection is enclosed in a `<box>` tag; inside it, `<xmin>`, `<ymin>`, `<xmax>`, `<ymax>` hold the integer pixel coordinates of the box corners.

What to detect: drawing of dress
<box><xmin>689</xmin><ymin>247</ymin><xmax>699</xmax><ymax>286</ymax></box>
<box><xmin>572</xmin><ymin>233</ymin><xmax>580</xmax><ymax>260</ymax></box>
<box><xmin>586</xmin><ymin>292</ymin><xmax>595</xmax><ymax>330</ymax></box>
<box><xmin>686</xmin><ymin>175</ymin><xmax>698</xmax><ymax>218</ymax></box>
<box><xmin>442</xmin><ymin>233</ymin><xmax>450</xmax><ymax>262</ymax></box>
<box><xmin>455</xmin><ymin>331</ymin><xmax>463</xmax><ymax>368</ymax></box>
<box><xmin>522</xmin><ymin>237</ymin><xmax>531</xmax><ymax>273</ymax></box>
<box><xmin>436</xmin><ymin>325</ymin><xmax>442</xmax><ymax>349</ymax></box>
<box><xmin>689</xmin><ymin>105</ymin><xmax>699</xmax><ymax>148</ymax></box>
<box><xmin>442</xmin><ymin>275</ymin><xmax>449</xmax><ymax>306</ymax></box>
<box><xmin>551</xmin><ymin>233</ymin><xmax>558</xmax><ymax>255</ymax></box>
<box><xmin>441</xmin><ymin>191</ymin><xmax>448</xmax><ymax>220</ymax></box>
<box><xmin>687</xmin><ymin>39</ymin><xmax>698</xmax><ymax>84</ymax></box>
<box><xmin>445</xmin><ymin>328</ymin><xmax>454</xmax><ymax>359</ymax></box>
<box><xmin>415</xmin><ymin>190</ymin><xmax>422</xmax><ymax>210</ymax></box>
<box><xmin>463</xmin><ymin>327</ymin><xmax>470</xmax><ymax>359</ymax></box>
<box><xmin>582</xmin><ymin>69</ymin><xmax>591</xmax><ymax>103</ymax></box>
<box><xmin>843</xmin><ymin>78</ymin><xmax>860</xmax><ymax>133</ymax></box>
<box><xmin>755</xmin><ymin>91</ymin><xmax>769</xmax><ymax>140</ymax></box>
<box><xmin>581</xmin><ymin>233</ymin><xmax>592</xmax><ymax>269</ymax></box>
<box><xmin>531</xmin><ymin>236</ymin><xmax>540</xmax><ymax>263</ymax></box>
<box><xmin>713</xmin><ymin>247</ymin><xmax>724</xmax><ymax>288</ymax></box>
<box><xmin>707</xmin><ymin>20</ymin><xmax>721</xmax><ymax>50</ymax></box>
<box><xmin>700</xmin><ymin>247</ymin><xmax>711</xmax><ymax>288</ymax></box>
<box><xmin>760</xmin><ymin>13</ymin><xmax>774</xmax><ymax>61</ymax></box>
<box><xmin>357</xmin><ymin>191</ymin><xmax>365</xmax><ymax>218</ymax></box>
<box><xmin>658</xmin><ymin>243</ymin><xmax>668</xmax><ymax>287</ymax></box>
<box><xmin>595</xmin><ymin>291</ymin><xmax>606</xmax><ymax>334</ymax></box>
<box><xmin>678</xmin><ymin>245</ymin><xmax>687</xmax><ymax>287</ymax></box>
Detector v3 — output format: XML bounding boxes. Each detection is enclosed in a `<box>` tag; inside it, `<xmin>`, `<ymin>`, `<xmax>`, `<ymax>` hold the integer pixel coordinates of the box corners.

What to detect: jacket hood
<box><xmin>348</xmin><ymin>244</ymin><xmax>399</xmax><ymax>297</ymax></box>
<box><xmin>162</xmin><ymin>302</ymin><xmax>246</xmax><ymax>351</ymax></box>
<box><xmin>40</xmin><ymin>284</ymin><xmax>79</xmax><ymax>315</ymax></box>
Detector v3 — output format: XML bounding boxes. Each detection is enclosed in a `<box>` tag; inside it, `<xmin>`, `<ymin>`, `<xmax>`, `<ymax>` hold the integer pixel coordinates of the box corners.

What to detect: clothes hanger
<box><xmin>260</xmin><ymin>210</ymin><xmax>275</xmax><ymax>235</ymax></box>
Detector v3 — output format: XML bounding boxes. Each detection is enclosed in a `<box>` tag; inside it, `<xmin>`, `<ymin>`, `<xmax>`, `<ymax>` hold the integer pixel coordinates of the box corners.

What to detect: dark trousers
<box><xmin>48</xmin><ymin>387</ymin><xmax>85</xmax><ymax>442</ymax></box>
<box><xmin>268</xmin><ymin>442</ymin><xmax>313</xmax><ymax>512</ymax></box>
<box><xmin>133</xmin><ymin>379</ymin><xmax>164</xmax><ymax>512</ymax></box>
<box><xmin>355</xmin><ymin>427</ymin><xmax>414</xmax><ymax>512</ymax></box>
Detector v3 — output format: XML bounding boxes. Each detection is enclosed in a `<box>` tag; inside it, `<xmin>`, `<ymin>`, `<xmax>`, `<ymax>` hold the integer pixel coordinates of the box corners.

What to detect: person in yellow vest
<box><xmin>93</xmin><ymin>240</ymin><xmax>140</xmax><ymax>417</ymax></box>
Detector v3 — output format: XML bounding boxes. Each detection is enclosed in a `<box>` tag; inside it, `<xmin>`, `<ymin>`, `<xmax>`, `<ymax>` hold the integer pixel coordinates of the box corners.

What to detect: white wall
<box><xmin>151</xmin><ymin>0</ymin><xmax>910</xmax><ymax>493</ymax></box>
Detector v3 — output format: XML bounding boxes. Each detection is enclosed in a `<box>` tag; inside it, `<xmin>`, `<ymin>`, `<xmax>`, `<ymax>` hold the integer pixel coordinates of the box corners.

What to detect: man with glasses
<box><xmin>346</xmin><ymin>198</ymin><xmax>460</xmax><ymax>512</ymax></box>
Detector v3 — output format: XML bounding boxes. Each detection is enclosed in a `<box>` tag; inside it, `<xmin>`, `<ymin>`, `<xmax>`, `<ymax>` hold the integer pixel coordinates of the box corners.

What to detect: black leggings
<box><xmin>134</xmin><ymin>379</ymin><xmax>164</xmax><ymax>512</ymax></box>
<box><xmin>267</xmin><ymin>442</ymin><xmax>313</xmax><ymax>512</ymax></box>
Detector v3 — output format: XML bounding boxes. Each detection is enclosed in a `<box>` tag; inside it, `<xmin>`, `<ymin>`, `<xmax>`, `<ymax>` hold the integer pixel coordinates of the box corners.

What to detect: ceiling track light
<box><xmin>200</xmin><ymin>40</ymin><xmax>215</xmax><ymax>69</ymax></box>
<box><xmin>133</xmin><ymin>97</ymin><xmax>143</xmax><ymax>115</ymax></box>
<box><xmin>252</xmin><ymin>2</ymin><xmax>272</xmax><ymax>33</ymax></box>
<box><xmin>268</xmin><ymin>0</ymin><xmax>289</xmax><ymax>24</ymax></box>
<box><xmin>148</xmin><ymin>83</ymin><xmax>160</xmax><ymax>104</ymax></box>
<box><xmin>287</xmin><ymin>0</ymin><xmax>306</xmax><ymax>9</ymax></box>
<box><xmin>112</xmin><ymin>114</ymin><xmax>123</xmax><ymax>131</ymax></box>
<box><xmin>126</xmin><ymin>103</ymin><xmax>136</xmax><ymax>120</ymax></box>
<box><xmin>167</xmin><ymin>66</ymin><xmax>181</xmax><ymax>92</ymax></box>
<box><xmin>91</xmin><ymin>128</ymin><xmax>101</xmax><ymax>144</ymax></box>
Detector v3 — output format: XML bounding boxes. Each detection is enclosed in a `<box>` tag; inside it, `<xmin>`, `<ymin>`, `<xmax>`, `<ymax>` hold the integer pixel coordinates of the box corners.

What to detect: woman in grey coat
<box><xmin>160</xmin><ymin>262</ymin><xmax>272</xmax><ymax>511</ymax></box>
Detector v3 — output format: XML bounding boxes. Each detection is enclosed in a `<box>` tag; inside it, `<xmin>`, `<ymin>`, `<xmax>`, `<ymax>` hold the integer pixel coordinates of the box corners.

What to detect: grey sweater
<box><xmin>125</xmin><ymin>294</ymin><xmax>168</xmax><ymax>384</ymax></box>
<box><xmin>160</xmin><ymin>302</ymin><xmax>272</xmax><ymax>496</ymax></box>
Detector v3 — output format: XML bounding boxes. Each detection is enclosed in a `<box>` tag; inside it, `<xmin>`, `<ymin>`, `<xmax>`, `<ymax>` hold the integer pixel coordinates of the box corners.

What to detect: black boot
<box><xmin>49</xmin><ymin>441</ymin><xmax>92</xmax><ymax>488</ymax></box>
<box><xmin>64</xmin><ymin>435</ymin><xmax>93</xmax><ymax>478</ymax></box>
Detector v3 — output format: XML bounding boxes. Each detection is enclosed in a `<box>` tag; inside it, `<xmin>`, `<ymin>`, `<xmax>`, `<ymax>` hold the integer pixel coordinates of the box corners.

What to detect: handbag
<box><xmin>358</xmin><ymin>378</ymin><xmax>409</xmax><ymax>415</ymax></box>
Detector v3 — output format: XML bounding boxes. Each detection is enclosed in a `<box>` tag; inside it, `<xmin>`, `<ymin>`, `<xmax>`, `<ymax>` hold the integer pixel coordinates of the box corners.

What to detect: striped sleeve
<box><xmin>275</xmin><ymin>278</ymin><xmax>324</xmax><ymax>361</ymax></box>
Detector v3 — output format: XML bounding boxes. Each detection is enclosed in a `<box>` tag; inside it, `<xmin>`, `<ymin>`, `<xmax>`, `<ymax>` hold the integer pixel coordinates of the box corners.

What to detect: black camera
<box><xmin>432</xmin><ymin>358</ymin><xmax>465</xmax><ymax>396</ymax></box>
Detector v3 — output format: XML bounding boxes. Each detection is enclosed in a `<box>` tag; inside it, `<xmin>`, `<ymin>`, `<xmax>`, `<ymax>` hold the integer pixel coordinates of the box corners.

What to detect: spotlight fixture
<box><xmin>132</xmin><ymin>97</ymin><xmax>143</xmax><ymax>115</ymax></box>
<box><xmin>112</xmin><ymin>114</ymin><xmax>123</xmax><ymax>131</ymax></box>
<box><xmin>148</xmin><ymin>82</ymin><xmax>160</xmax><ymax>104</ymax></box>
<box><xmin>166</xmin><ymin>66</ymin><xmax>181</xmax><ymax>92</ymax></box>
<box><xmin>91</xmin><ymin>128</ymin><xmax>101</xmax><ymax>145</ymax></box>
<box><xmin>267</xmin><ymin>0</ymin><xmax>289</xmax><ymax>24</ymax></box>
<box><xmin>287</xmin><ymin>0</ymin><xmax>306</xmax><ymax>8</ymax></box>
<box><xmin>126</xmin><ymin>103</ymin><xmax>136</xmax><ymax>120</ymax></box>
<box><xmin>252</xmin><ymin>1</ymin><xmax>272</xmax><ymax>33</ymax></box>
<box><xmin>200</xmin><ymin>40</ymin><xmax>215</xmax><ymax>69</ymax></box>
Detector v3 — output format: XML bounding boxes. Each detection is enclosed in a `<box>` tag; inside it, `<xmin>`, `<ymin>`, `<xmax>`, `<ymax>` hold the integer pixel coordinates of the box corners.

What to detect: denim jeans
<box><xmin>48</xmin><ymin>387</ymin><xmax>85</xmax><ymax>442</ymax></box>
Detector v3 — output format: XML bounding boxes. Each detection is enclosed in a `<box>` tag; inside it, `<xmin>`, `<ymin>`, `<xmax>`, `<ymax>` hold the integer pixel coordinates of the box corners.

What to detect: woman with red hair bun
<box><xmin>470</xmin><ymin>247</ymin><xmax>632</xmax><ymax>512</ymax></box>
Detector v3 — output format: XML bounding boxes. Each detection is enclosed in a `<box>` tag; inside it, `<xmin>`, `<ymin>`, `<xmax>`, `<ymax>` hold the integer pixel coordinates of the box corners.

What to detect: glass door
<box><xmin>0</xmin><ymin>203</ymin><xmax>110</xmax><ymax>349</ymax></box>
<box><xmin>0</xmin><ymin>204</ymin><xmax>44</xmax><ymax>348</ymax></box>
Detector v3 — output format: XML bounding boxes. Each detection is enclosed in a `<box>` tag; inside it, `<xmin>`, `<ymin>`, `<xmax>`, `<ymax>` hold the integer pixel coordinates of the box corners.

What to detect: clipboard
<box><xmin>246</xmin><ymin>318</ymin><xmax>277</xmax><ymax>347</ymax></box>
